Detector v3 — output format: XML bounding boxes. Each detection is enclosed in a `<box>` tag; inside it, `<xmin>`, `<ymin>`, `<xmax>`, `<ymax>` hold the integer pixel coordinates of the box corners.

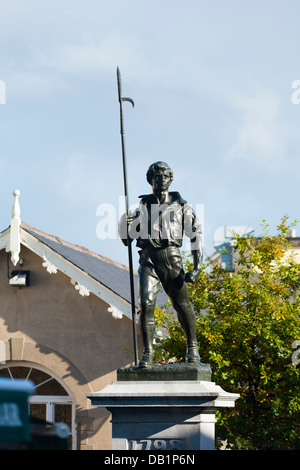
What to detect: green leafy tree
<box><xmin>154</xmin><ymin>217</ymin><xmax>300</xmax><ymax>449</ymax></box>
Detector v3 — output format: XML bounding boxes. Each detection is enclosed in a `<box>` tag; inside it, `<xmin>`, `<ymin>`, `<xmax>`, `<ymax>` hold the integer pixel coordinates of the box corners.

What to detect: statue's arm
<box><xmin>183</xmin><ymin>205</ymin><xmax>203</xmax><ymax>283</ymax></box>
<box><xmin>185</xmin><ymin>248</ymin><xmax>203</xmax><ymax>283</ymax></box>
<box><xmin>118</xmin><ymin>211</ymin><xmax>138</xmax><ymax>246</ymax></box>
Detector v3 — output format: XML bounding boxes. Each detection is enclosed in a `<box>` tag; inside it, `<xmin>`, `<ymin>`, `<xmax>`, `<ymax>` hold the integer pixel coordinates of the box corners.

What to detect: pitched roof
<box><xmin>1</xmin><ymin>190</ymin><xmax>168</xmax><ymax>321</ymax></box>
<box><xmin>21</xmin><ymin>222</ymin><xmax>138</xmax><ymax>307</ymax></box>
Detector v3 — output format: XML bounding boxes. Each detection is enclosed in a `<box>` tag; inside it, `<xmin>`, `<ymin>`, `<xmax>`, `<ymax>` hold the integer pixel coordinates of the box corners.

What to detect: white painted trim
<box><xmin>0</xmin><ymin>229</ymin><xmax>10</xmax><ymax>252</ymax></box>
<box><xmin>74</xmin><ymin>283</ymin><xmax>90</xmax><ymax>297</ymax></box>
<box><xmin>29</xmin><ymin>396</ymin><xmax>73</xmax><ymax>404</ymax></box>
<box><xmin>10</xmin><ymin>190</ymin><xmax>21</xmax><ymax>266</ymax></box>
<box><xmin>42</xmin><ymin>255</ymin><xmax>58</xmax><ymax>274</ymax></box>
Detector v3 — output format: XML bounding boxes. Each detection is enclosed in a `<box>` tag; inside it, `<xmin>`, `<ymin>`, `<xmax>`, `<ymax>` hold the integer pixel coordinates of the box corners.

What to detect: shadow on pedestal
<box><xmin>117</xmin><ymin>362</ymin><xmax>212</xmax><ymax>382</ymax></box>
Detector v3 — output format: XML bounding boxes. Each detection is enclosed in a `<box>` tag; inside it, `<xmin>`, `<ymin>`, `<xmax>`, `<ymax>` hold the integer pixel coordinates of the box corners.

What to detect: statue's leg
<box><xmin>154</xmin><ymin>247</ymin><xmax>200</xmax><ymax>363</ymax></box>
<box><xmin>138</xmin><ymin>259</ymin><xmax>160</xmax><ymax>368</ymax></box>
<box><xmin>169</xmin><ymin>287</ymin><xmax>200</xmax><ymax>363</ymax></box>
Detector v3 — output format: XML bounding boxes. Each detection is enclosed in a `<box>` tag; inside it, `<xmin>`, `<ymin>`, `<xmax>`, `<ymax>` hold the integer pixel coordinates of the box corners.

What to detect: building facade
<box><xmin>0</xmin><ymin>191</ymin><xmax>140</xmax><ymax>449</ymax></box>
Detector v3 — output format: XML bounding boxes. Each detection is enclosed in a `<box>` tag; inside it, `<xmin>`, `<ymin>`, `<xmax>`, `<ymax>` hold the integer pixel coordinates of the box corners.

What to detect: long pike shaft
<box><xmin>116</xmin><ymin>67</ymin><xmax>138</xmax><ymax>366</ymax></box>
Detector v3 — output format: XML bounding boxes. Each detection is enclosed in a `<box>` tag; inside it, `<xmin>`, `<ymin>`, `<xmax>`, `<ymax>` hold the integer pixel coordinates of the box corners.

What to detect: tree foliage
<box><xmin>154</xmin><ymin>217</ymin><xmax>300</xmax><ymax>449</ymax></box>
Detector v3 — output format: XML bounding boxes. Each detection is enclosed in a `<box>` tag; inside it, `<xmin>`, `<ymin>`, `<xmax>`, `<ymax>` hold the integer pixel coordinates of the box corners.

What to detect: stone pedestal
<box><xmin>87</xmin><ymin>363</ymin><xmax>239</xmax><ymax>451</ymax></box>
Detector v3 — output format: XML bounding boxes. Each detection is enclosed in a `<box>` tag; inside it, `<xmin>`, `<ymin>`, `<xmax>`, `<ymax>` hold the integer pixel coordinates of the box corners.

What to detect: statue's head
<box><xmin>146</xmin><ymin>161</ymin><xmax>173</xmax><ymax>187</ymax></box>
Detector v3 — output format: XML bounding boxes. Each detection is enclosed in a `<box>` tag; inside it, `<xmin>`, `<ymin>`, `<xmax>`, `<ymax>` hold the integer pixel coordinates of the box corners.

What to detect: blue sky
<box><xmin>0</xmin><ymin>0</ymin><xmax>299</xmax><ymax>269</ymax></box>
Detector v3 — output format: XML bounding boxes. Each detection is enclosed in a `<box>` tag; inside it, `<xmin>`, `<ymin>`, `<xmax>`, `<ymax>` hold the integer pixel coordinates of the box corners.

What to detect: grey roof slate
<box><xmin>22</xmin><ymin>225</ymin><xmax>138</xmax><ymax>306</ymax></box>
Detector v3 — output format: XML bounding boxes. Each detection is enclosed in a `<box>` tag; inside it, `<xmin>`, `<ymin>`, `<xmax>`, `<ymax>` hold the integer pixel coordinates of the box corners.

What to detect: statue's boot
<box><xmin>139</xmin><ymin>349</ymin><xmax>153</xmax><ymax>368</ymax></box>
<box><xmin>139</xmin><ymin>323</ymin><xmax>154</xmax><ymax>368</ymax></box>
<box><xmin>177</xmin><ymin>310</ymin><xmax>200</xmax><ymax>363</ymax></box>
<box><xmin>186</xmin><ymin>342</ymin><xmax>200</xmax><ymax>363</ymax></box>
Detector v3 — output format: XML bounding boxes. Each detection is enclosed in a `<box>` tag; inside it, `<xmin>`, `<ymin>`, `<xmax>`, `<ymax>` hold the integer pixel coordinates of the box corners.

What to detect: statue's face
<box><xmin>151</xmin><ymin>168</ymin><xmax>172</xmax><ymax>192</ymax></box>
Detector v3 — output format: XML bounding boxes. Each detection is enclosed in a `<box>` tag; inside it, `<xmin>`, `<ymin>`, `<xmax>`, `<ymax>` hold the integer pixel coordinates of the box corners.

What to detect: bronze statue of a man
<box><xmin>119</xmin><ymin>161</ymin><xmax>203</xmax><ymax>368</ymax></box>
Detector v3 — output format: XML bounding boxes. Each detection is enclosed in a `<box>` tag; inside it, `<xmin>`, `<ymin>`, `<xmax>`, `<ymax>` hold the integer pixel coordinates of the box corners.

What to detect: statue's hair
<box><xmin>146</xmin><ymin>161</ymin><xmax>173</xmax><ymax>185</ymax></box>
